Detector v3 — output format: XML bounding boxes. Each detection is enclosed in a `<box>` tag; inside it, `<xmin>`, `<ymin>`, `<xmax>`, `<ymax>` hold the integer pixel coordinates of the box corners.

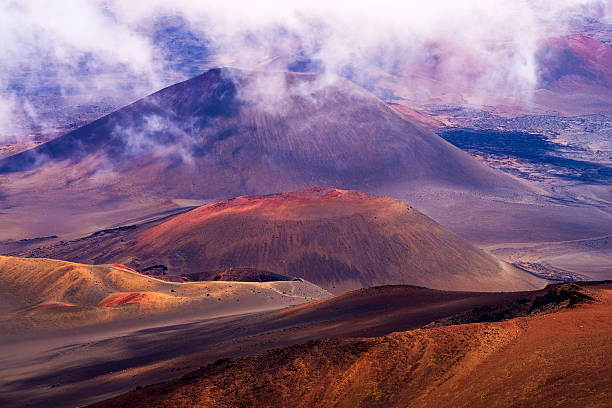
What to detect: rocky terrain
<box><xmin>87</xmin><ymin>282</ymin><xmax>612</xmax><ymax>408</ymax></box>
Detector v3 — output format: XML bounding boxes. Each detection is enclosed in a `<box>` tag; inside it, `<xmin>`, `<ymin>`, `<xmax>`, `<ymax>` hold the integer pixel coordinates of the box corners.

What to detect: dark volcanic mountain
<box><xmin>0</xmin><ymin>67</ymin><xmax>525</xmax><ymax>240</ymax></box>
<box><xmin>21</xmin><ymin>188</ymin><xmax>545</xmax><ymax>293</ymax></box>
<box><xmin>0</xmin><ymin>68</ymin><xmax>514</xmax><ymax>192</ymax></box>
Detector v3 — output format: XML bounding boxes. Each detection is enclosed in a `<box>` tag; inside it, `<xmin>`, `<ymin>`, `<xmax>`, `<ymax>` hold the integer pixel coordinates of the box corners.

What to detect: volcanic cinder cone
<box><xmin>32</xmin><ymin>188</ymin><xmax>545</xmax><ymax>294</ymax></box>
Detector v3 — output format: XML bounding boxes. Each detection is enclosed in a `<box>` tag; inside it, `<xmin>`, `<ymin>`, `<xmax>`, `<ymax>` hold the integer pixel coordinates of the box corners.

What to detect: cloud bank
<box><xmin>0</xmin><ymin>0</ymin><xmax>610</xmax><ymax>140</ymax></box>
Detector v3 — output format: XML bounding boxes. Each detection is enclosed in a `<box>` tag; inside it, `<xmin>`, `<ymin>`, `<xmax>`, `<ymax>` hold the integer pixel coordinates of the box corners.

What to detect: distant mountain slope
<box><xmin>538</xmin><ymin>34</ymin><xmax>612</xmax><ymax>89</ymax></box>
<box><xmin>21</xmin><ymin>188</ymin><xmax>545</xmax><ymax>294</ymax></box>
<box><xmin>376</xmin><ymin>34</ymin><xmax>611</xmax><ymax>115</ymax></box>
<box><xmin>532</xmin><ymin>34</ymin><xmax>612</xmax><ymax>115</ymax></box>
<box><xmin>155</xmin><ymin>267</ymin><xmax>300</xmax><ymax>283</ymax></box>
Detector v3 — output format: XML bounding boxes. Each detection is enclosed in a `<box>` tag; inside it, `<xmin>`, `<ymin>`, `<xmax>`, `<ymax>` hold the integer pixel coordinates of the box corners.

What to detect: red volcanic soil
<box><xmin>1</xmin><ymin>282</ymin><xmax>600</xmax><ymax>408</ymax></box>
<box><xmin>98</xmin><ymin>292</ymin><xmax>149</xmax><ymax>307</ymax></box>
<box><xmin>24</xmin><ymin>301</ymin><xmax>76</xmax><ymax>311</ymax></box>
<box><xmin>25</xmin><ymin>188</ymin><xmax>544</xmax><ymax>293</ymax></box>
<box><xmin>113</xmin><ymin>263</ymin><xmax>139</xmax><ymax>272</ymax></box>
<box><xmin>130</xmin><ymin>188</ymin><xmax>542</xmax><ymax>293</ymax></box>
<box><xmin>537</xmin><ymin>34</ymin><xmax>612</xmax><ymax>89</ymax></box>
<box><xmin>89</xmin><ymin>283</ymin><xmax>612</xmax><ymax>408</ymax></box>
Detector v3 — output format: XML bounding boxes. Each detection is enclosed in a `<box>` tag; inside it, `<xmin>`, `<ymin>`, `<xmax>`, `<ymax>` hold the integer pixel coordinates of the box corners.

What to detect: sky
<box><xmin>0</xmin><ymin>0</ymin><xmax>610</xmax><ymax>141</ymax></box>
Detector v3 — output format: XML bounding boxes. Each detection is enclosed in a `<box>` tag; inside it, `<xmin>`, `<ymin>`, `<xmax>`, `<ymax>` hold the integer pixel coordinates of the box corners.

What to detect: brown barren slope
<box><xmin>0</xmin><ymin>284</ymin><xmax>589</xmax><ymax>408</ymax></box>
<box><xmin>0</xmin><ymin>256</ymin><xmax>331</xmax><ymax>331</ymax></box>
<box><xmin>90</xmin><ymin>283</ymin><xmax>612</xmax><ymax>408</ymax></box>
<box><xmin>21</xmin><ymin>188</ymin><xmax>545</xmax><ymax>293</ymax></box>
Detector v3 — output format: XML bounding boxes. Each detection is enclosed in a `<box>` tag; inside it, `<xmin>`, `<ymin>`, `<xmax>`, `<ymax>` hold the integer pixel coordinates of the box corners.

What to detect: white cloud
<box><xmin>0</xmin><ymin>0</ymin><xmax>161</xmax><ymax>141</ymax></box>
<box><xmin>0</xmin><ymin>0</ymin><xmax>609</xmax><ymax>140</ymax></box>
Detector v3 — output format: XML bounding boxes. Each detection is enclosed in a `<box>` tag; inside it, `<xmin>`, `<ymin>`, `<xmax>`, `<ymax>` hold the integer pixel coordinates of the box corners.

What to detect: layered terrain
<box><xmin>372</xmin><ymin>34</ymin><xmax>612</xmax><ymax>245</ymax></box>
<box><xmin>88</xmin><ymin>282</ymin><xmax>612</xmax><ymax>408</ymax></box>
<box><xmin>0</xmin><ymin>67</ymin><xmax>531</xmax><ymax>242</ymax></box>
<box><xmin>1</xmin><ymin>280</ymin><xmax>602</xmax><ymax>408</ymax></box>
<box><xmin>14</xmin><ymin>188</ymin><xmax>545</xmax><ymax>293</ymax></box>
<box><xmin>0</xmin><ymin>10</ymin><xmax>610</xmax><ymax>408</ymax></box>
<box><xmin>0</xmin><ymin>256</ymin><xmax>330</xmax><ymax>331</ymax></box>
